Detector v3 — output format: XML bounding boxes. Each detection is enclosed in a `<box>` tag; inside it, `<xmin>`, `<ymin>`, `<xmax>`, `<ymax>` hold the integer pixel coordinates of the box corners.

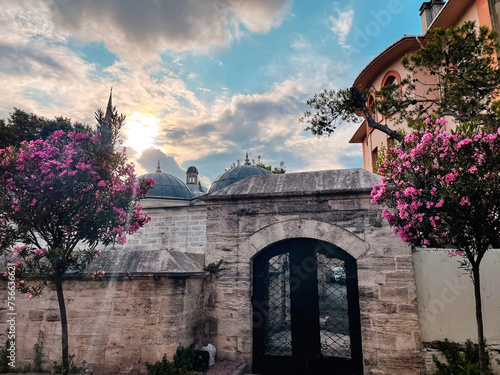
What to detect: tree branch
<box><xmin>350</xmin><ymin>87</ymin><xmax>404</xmax><ymax>142</ymax></box>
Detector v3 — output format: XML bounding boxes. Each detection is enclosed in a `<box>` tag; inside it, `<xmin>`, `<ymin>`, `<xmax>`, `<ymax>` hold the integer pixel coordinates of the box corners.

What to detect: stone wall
<box><xmin>113</xmin><ymin>200</ymin><xmax>207</xmax><ymax>257</ymax></box>
<box><xmin>0</xmin><ymin>274</ymin><xmax>208</xmax><ymax>374</ymax></box>
<box><xmin>202</xmin><ymin>177</ymin><xmax>426</xmax><ymax>375</ymax></box>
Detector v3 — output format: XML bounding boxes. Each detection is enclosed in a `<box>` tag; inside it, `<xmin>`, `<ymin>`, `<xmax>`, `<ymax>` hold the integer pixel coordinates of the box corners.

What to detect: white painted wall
<box><xmin>413</xmin><ymin>248</ymin><xmax>500</xmax><ymax>351</ymax></box>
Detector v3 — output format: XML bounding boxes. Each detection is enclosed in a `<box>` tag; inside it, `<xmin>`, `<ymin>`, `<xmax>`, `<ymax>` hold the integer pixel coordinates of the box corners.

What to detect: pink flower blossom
<box><xmin>117</xmin><ymin>235</ymin><xmax>127</xmax><ymax>245</ymax></box>
<box><xmin>460</xmin><ymin>197</ymin><xmax>470</xmax><ymax>206</ymax></box>
<box><xmin>444</xmin><ymin>173</ymin><xmax>455</xmax><ymax>182</ymax></box>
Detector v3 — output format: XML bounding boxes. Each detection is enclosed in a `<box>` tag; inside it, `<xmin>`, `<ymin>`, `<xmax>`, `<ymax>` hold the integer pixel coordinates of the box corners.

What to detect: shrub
<box><xmin>431</xmin><ymin>339</ymin><xmax>493</xmax><ymax>375</ymax></box>
<box><xmin>33</xmin><ymin>331</ymin><xmax>45</xmax><ymax>372</ymax></box>
<box><xmin>146</xmin><ymin>345</ymin><xmax>197</xmax><ymax>375</ymax></box>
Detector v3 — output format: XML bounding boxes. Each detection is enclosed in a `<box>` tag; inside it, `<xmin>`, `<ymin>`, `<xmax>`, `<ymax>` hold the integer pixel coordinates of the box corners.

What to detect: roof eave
<box><xmin>353</xmin><ymin>35</ymin><xmax>424</xmax><ymax>89</ymax></box>
<box><xmin>349</xmin><ymin>120</ymin><xmax>367</xmax><ymax>143</ymax></box>
<box><xmin>428</xmin><ymin>0</ymin><xmax>475</xmax><ymax>30</ymax></box>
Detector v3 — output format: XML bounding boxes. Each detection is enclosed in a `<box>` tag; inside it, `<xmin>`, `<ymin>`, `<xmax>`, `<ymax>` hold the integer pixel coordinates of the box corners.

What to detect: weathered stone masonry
<box><xmin>0</xmin><ymin>169</ymin><xmax>435</xmax><ymax>374</ymax></box>
<box><xmin>201</xmin><ymin>170</ymin><xmax>426</xmax><ymax>374</ymax></box>
<box><xmin>1</xmin><ymin>274</ymin><xmax>208</xmax><ymax>374</ymax></box>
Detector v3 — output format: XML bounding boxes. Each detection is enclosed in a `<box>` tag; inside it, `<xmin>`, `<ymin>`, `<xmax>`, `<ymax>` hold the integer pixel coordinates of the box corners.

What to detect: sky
<box><xmin>0</xmin><ymin>0</ymin><xmax>425</xmax><ymax>186</ymax></box>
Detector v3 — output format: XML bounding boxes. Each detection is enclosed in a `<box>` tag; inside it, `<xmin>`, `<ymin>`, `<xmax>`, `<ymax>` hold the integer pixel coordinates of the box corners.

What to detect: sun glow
<box><xmin>123</xmin><ymin>112</ymin><xmax>160</xmax><ymax>155</ymax></box>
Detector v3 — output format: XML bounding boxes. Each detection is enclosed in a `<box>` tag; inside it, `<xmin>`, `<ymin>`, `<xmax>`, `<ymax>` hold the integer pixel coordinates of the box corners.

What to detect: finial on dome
<box><xmin>155</xmin><ymin>160</ymin><xmax>161</xmax><ymax>173</ymax></box>
<box><xmin>244</xmin><ymin>152</ymin><xmax>250</xmax><ymax>165</ymax></box>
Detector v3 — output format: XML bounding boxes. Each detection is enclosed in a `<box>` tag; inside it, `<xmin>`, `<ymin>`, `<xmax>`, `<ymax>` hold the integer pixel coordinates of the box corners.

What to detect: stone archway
<box><xmin>251</xmin><ymin>237</ymin><xmax>364</xmax><ymax>375</ymax></box>
<box><xmin>239</xmin><ymin>219</ymin><xmax>370</xmax><ymax>263</ymax></box>
<box><xmin>202</xmin><ymin>177</ymin><xmax>425</xmax><ymax>374</ymax></box>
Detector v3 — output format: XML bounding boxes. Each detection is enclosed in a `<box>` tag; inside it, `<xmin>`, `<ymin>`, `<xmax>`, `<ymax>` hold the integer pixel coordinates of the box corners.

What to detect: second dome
<box><xmin>208</xmin><ymin>154</ymin><xmax>272</xmax><ymax>194</ymax></box>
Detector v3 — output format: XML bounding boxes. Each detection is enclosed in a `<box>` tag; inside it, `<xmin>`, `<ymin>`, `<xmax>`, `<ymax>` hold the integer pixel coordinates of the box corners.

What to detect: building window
<box><xmin>371</xmin><ymin>147</ymin><xmax>378</xmax><ymax>172</ymax></box>
<box><xmin>368</xmin><ymin>94</ymin><xmax>375</xmax><ymax>116</ymax></box>
<box><xmin>384</xmin><ymin>75</ymin><xmax>397</xmax><ymax>86</ymax></box>
<box><xmin>384</xmin><ymin>75</ymin><xmax>399</xmax><ymax>102</ymax></box>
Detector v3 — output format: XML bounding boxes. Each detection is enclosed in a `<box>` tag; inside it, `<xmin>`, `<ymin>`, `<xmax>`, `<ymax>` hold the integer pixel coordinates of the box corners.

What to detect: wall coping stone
<box><xmin>201</xmin><ymin>169</ymin><xmax>381</xmax><ymax>201</ymax></box>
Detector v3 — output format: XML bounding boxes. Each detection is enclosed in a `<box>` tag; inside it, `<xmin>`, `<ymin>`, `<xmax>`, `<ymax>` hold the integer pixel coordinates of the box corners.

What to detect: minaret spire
<box><xmin>155</xmin><ymin>160</ymin><xmax>161</xmax><ymax>173</ymax></box>
<box><xmin>244</xmin><ymin>152</ymin><xmax>250</xmax><ymax>165</ymax></box>
<box><xmin>105</xmin><ymin>87</ymin><xmax>113</xmax><ymax>120</ymax></box>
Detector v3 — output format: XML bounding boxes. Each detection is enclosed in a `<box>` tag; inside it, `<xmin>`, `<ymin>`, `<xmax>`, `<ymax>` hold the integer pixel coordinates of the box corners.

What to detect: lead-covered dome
<box><xmin>208</xmin><ymin>154</ymin><xmax>272</xmax><ymax>194</ymax></box>
<box><xmin>141</xmin><ymin>161</ymin><xmax>195</xmax><ymax>200</ymax></box>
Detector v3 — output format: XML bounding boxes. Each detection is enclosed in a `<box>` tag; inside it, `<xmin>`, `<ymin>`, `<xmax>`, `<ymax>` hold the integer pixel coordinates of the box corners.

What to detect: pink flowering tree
<box><xmin>0</xmin><ymin>118</ymin><xmax>153</xmax><ymax>374</ymax></box>
<box><xmin>371</xmin><ymin>118</ymin><xmax>500</xmax><ymax>374</ymax></box>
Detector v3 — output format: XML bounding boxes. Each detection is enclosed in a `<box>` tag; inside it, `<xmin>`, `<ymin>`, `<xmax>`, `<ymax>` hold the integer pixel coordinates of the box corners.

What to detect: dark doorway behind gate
<box><xmin>252</xmin><ymin>238</ymin><xmax>363</xmax><ymax>375</ymax></box>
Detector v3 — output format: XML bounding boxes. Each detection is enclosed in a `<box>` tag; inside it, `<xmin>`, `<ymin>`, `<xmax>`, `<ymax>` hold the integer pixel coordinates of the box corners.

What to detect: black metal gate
<box><xmin>252</xmin><ymin>238</ymin><xmax>363</xmax><ymax>375</ymax></box>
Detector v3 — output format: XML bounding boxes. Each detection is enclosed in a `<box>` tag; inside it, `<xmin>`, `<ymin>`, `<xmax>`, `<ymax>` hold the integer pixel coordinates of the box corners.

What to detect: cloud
<box><xmin>46</xmin><ymin>0</ymin><xmax>291</xmax><ymax>60</ymax></box>
<box><xmin>155</xmin><ymin>51</ymin><xmax>360</xmax><ymax>180</ymax></box>
<box><xmin>329</xmin><ymin>7</ymin><xmax>354</xmax><ymax>48</ymax></box>
<box><xmin>0</xmin><ymin>2</ymin><xmax>207</xmax><ymax>131</ymax></box>
<box><xmin>0</xmin><ymin>44</ymin><xmax>63</xmax><ymax>75</ymax></box>
<box><xmin>291</xmin><ymin>35</ymin><xmax>310</xmax><ymax>50</ymax></box>
<box><xmin>135</xmin><ymin>148</ymin><xmax>186</xmax><ymax>181</ymax></box>
<box><xmin>0</xmin><ymin>2</ymin><xmax>363</xmax><ymax>182</ymax></box>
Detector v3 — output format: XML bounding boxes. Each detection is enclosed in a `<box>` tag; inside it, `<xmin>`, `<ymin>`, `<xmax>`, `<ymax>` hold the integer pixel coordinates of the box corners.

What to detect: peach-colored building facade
<box><xmin>350</xmin><ymin>0</ymin><xmax>498</xmax><ymax>171</ymax></box>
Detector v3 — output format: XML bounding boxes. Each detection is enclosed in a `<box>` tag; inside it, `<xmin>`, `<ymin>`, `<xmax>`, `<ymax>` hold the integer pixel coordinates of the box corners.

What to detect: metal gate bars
<box><xmin>252</xmin><ymin>238</ymin><xmax>363</xmax><ymax>375</ymax></box>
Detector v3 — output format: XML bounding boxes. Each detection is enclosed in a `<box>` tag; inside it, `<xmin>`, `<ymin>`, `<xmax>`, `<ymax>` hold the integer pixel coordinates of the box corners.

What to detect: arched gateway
<box><xmin>252</xmin><ymin>238</ymin><xmax>363</xmax><ymax>375</ymax></box>
<box><xmin>201</xmin><ymin>169</ymin><xmax>425</xmax><ymax>375</ymax></box>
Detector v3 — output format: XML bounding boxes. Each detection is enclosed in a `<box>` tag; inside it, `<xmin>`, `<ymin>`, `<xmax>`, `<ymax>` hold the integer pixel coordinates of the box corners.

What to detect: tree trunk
<box><xmin>472</xmin><ymin>265</ymin><xmax>489</xmax><ymax>375</ymax></box>
<box><xmin>349</xmin><ymin>87</ymin><xmax>405</xmax><ymax>142</ymax></box>
<box><xmin>54</xmin><ymin>273</ymin><xmax>69</xmax><ymax>375</ymax></box>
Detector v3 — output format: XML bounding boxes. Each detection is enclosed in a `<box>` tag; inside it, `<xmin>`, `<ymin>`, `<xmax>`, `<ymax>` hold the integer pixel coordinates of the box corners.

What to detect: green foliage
<box><xmin>146</xmin><ymin>355</ymin><xmax>175</xmax><ymax>375</ymax></box>
<box><xmin>0</xmin><ymin>108</ymin><xmax>74</xmax><ymax>149</ymax></box>
<box><xmin>255</xmin><ymin>156</ymin><xmax>286</xmax><ymax>174</ymax></box>
<box><xmin>230</xmin><ymin>155</ymin><xmax>286</xmax><ymax>174</ymax></box>
<box><xmin>302</xmin><ymin>21</ymin><xmax>500</xmax><ymax>139</ymax></box>
<box><xmin>451</xmin><ymin>120</ymin><xmax>481</xmax><ymax>137</ymax></box>
<box><xmin>146</xmin><ymin>346</ymin><xmax>197</xmax><ymax>375</ymax></box>
<box><xmin>431</xmin><ymin>339</ymin><xmax>492</xmax><ymax>375</ymax></box>
<box><xmin>33</xmin><ymin>331</ymin><xmax>45</xmax><ymax>372</ymax></box>
<box><xmin>300</xmin><ymin>88</ymin><xmax>360</xmax><ymax>136</ymax></box>
<box><xmin>372</xmin><ymin>129</ymin><xmax>405</xmax><ymax>175</ymax></box>
<box><xmin>0</xmin><ymin>332</ymin><xmax>12</xmax><ymax>373</ymax></box>
<box><xmin>396</xmin><ymin>21</ymin><xmax>500</xmax><ymax>130</ymax></box>
<box><xmin>0</xmin><ymin>102</ymin><xmax>152</xmax><ymax>375</ymax></box>
<box><xmin>51</xmin><ymin>354</ymin><xmax>91</xmax><ymax>374</ymax></box>
<box><xmin>172</xmin><ymin>346</ymin><xmax>195</xmax><ymax>374</ymax></box>
<box><xmin>94</xmin><ymin>97</ymin><xmax>126</xmax><ymax>153</ymax></box>
<box><xmin>204</xmin><ymin>259</ymin><xmax>225</xmax><ymax>278</ymax></box>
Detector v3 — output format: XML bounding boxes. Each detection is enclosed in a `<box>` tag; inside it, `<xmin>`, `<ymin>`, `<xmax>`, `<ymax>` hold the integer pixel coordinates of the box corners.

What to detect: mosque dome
<box><xmin>208</xmin><ymin>153</ymin><xmax>272</xmax><ymax>194</ymax></box>
<box><xmin>187</xmin><ymin>166</ymin><xmax>198</xmax><ymax>174</ymax></box>
<box><xmin>141</xmin><ymin>161</ymin><xmax>195</xmax><ymax>200</ymax></box>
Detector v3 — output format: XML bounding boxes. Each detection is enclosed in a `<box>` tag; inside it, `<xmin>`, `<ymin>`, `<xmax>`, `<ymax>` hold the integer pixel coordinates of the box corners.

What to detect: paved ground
<box><xmin>205</xmin><ymin>360</ymin><xmax>249</xmax><ymax>375</ymax></box>
<box><xmin>5</xmin><ymin>361</ymin><xmax>251</xmax><ymax>375</ymax></box>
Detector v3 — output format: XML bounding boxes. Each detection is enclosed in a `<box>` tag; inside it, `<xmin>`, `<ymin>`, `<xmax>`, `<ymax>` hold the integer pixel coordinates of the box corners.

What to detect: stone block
<box><xmin>396</xmin><ymin>256</ymin><xmax>414</xmax><ymax>270</ymax></box>
<box><xmin>379</xmin><ymin>286</ymin><xmax>409</xmax><ymax>302</ymax></box>
<box><xmin>28</xmin><ymin>310</ymin><xmax>44</xmax><ymax>322</ymax></box>
<box><xmin>384</xmin><ymin>270</ymin><xmax>416</xmax><ymax>285</ymax></box>
<box><xmin>45</xmin><ymin>310</ymin><xmax>60</xmax><ymax>321</ymax></box>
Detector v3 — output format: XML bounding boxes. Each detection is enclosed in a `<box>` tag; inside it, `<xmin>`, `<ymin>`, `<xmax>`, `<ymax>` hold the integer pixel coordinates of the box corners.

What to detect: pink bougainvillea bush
<box><xmin>371</xmin><ymin>118</ymin><xmax>500</xmax><ymax>253</ymax></box>
<box><xmin>0</xmin><ymin>128</ymin><xmax>153</xmax><ymax>296</ymax></box>
<box><xmin>371</xmin><ymin>118</ymin><xmax>500</xmax><ymax>374</ymax></box>
<box><xmin>0</xmin><ymin>112</ymin><xmax>153</xmax><ymax>375</ymax></box>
